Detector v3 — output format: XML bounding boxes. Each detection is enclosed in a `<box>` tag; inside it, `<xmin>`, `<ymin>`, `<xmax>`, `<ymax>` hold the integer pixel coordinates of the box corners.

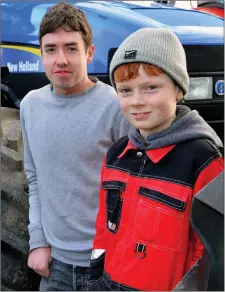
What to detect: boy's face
<box><xmin>41</xmin><ymin>27</ymin><xmax>94</xmax><ymax>95</ymax></box>
<box><xmin>116</xmin><ymin>64</ymin><xmax>181</xmax><ymax>140</ymax></box>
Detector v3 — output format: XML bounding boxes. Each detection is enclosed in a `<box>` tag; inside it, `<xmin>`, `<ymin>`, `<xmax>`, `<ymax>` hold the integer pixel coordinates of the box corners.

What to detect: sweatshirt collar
<box><xmin>50</xmin><ymin>77</ymin><xmax>99</xmax><ymax>99</ymax></box>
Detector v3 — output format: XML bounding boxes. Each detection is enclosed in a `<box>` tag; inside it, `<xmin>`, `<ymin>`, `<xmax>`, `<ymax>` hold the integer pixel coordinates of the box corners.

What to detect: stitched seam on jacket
<box><xmin>195</xmin><ymin>154</ymin><xmax>219</xmax><ymax>178</ymax></box>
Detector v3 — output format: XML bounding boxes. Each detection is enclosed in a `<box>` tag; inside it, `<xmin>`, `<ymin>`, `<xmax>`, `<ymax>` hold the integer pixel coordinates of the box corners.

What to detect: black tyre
<box><xmin>1</xmin><ymin>107</ymin><xmax>41</xmax><ymax>291</ymax></box>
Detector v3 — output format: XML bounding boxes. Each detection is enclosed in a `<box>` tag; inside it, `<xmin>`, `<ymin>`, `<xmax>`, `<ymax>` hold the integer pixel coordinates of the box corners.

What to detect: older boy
<box><xmin>20</xmin><ymin>2</ymin><xmax>130</xmax><ymax>291</ymax></box>
<box><xmin>88</xmin><ymin>28</ymin><xmax>224</xmax><ymax>291</ymax></box>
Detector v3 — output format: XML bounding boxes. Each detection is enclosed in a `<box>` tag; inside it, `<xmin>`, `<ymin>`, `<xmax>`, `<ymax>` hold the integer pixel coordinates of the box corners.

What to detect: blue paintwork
<box><xmin>1</xmin><ymin>1</ymin><xmax>224</xmax><ymax>74</ymax></box>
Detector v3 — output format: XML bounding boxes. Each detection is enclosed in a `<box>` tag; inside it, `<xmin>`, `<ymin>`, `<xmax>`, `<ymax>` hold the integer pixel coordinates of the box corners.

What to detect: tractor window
<box><xmin>30</xmin><ymin>4</ymin><xmax>54</xmax><ymax>43</ymax></box>
<box><xmin>1</xmin><ymin>2</ymin><xmax>48</xmax><ymax>43</ymax></box>
<box><xmin>1</xmin><ymin>3</ymin><xmax>37</xmax><ymax>36</ymax></box>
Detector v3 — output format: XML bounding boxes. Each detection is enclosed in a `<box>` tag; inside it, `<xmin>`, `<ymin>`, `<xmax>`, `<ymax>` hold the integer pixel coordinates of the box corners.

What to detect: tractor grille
<box><xmin>183</xmin><ymin>45</ymin><xmax>224</xmax><ymax>73</ymax></box>
<box><xmin>108</xmin><ymin>45</ymin><xmax>224</xmax><ymax>74</ymax></box>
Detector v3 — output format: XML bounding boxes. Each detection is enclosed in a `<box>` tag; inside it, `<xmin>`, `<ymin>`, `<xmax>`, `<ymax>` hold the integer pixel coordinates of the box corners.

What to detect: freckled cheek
<box><xmin>155</xmin><ymin>102</ymin><xmax>175</xmax><ymax>118</ymax></box>
<box><xmin>118</xmin><ymin>99</ymin><xmax>130</xmax><ymax>113</ymax></box>
<box><xmin>150</xmin><ymin>99</ymin><xmax>167</xmax><ymax>111</ymax></box>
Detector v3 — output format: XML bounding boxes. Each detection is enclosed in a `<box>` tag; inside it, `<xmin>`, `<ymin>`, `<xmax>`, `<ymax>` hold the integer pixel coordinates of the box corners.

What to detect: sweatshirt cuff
<box><xmin>29</xmin><ymin>228</ymin><xmax>49</xmax><ymax>251</ymax></box>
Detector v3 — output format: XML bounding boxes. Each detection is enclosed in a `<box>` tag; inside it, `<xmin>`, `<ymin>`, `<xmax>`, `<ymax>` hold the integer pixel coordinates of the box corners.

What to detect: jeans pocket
<box><xmin>87</xmin><ymin>279</ymin><xmax>100</xmax><ymax>291</ymax></box>
<box><xmin>48</xmin><ymin>257</ymin><xmax>55</xmax><ymax>276</ymax></box>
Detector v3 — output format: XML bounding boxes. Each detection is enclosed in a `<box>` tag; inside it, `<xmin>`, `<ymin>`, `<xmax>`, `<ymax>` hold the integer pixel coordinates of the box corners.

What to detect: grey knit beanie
<box><xmin>109</xmin><ymin>28</ymin><xmax>189</xmax><ymax>95</ymax></box>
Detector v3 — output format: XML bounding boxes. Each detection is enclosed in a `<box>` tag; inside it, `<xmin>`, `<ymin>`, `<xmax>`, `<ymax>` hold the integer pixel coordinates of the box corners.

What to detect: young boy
<box><xmin>87</xmin><ymin>28</ymin><xmax>224</xmax><ymax>291</ymax></box>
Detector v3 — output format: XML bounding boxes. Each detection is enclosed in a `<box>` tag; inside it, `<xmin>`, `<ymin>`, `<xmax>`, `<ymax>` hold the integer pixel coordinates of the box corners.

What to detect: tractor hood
<box><xmin>1</xmin><ymin>1</ymin><xmax>223</xmax><ymax>45</ymax></box>
<box><xmin>1</xmin><ymin>1</ymin><xmax>224</xmax><ymax>74</ymax></box>
<box><xmin>76</xmin><ymin>1</ymin><xmax>223</xmax><ymax>45</ymax></box>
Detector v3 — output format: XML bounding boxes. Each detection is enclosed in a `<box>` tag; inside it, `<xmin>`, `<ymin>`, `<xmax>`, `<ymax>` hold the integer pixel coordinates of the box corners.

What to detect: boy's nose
<box><xmin>130</xmin><ymin>92</ymin><xmax>146</xmax><ymax>106</ymax></box>
<box><xmin>56</xmin><ymin>51</ymin><xmax>68</xmax><ymax>66</ymax></box>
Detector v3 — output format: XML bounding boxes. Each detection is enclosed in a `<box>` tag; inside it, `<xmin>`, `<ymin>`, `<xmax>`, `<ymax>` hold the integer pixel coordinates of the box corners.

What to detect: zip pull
<box><xmin>135</xmin><ymin>243</ymin><xmax>146</xmax><ymax>259</ymax></box>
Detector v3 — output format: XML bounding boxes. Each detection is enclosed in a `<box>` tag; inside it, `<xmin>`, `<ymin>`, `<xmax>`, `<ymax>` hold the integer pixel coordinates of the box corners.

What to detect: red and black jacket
<box><xmin>88</xmin><ymin>136</ymin><xmax>224</xmax><ymax>291</ymax></box>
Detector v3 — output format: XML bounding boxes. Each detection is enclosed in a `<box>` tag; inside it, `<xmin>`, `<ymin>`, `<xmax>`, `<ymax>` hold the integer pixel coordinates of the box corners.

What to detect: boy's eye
<box><xmin>146</xmin><ymin>85</ymin><xmax>157</xmax><ymax>90</ymax></box>
<box><xmin>46</xmin><ymin>48</ymin><xmax>55</xmax><ymax>53</ymax></box>
<box><xmin>68</xmin><ymin>47</ymin><xmax>77</xmax><ymax>51</ymax></box>
<box><xmin>118</xmin><ymin>88</ymin><xmax>131</xmax><ymax>93</ymax></box>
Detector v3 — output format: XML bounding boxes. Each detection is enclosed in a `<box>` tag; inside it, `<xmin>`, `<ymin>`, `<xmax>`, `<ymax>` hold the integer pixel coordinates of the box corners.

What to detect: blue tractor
<box><xmin>1</xmin><ymin>1</ymin><xmax>224</xmax><ymax>290</ymax></box>
<box><xmin>1</xmin><ymin>1</ymin><xmax>224</xmax><ymax>139</ymax></box>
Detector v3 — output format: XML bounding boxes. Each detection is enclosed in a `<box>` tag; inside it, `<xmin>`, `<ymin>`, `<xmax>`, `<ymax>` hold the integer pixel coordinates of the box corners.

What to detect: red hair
<box><xmin>114</xmin><ymin>63</ymin><xmax>164</xmax><ymax>83</ymax></box>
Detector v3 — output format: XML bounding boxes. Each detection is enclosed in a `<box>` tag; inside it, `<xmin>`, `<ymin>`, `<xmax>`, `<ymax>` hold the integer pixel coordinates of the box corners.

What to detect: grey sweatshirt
<box><xmin>20</xmin><ymin>78</ymin><xmax>130</xmax><ymax>266</ymax></box>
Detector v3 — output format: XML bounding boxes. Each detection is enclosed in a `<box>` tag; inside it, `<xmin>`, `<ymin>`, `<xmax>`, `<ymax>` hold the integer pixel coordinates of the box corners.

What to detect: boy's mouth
<box><xmin>132</xmin><ymin>112</ymin><xmax>151</xmax><ymax>119</ymax></box>
<box><xmin>54</xmin><ymin>70</ymin><xmax>71</xmax><ymax>76</ymax></box>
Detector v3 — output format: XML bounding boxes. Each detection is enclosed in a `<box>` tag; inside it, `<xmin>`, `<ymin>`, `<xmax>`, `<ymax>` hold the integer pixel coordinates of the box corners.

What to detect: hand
<box><xmin>28</xmin><ymin>247</ymin><xmax>51</xmax><ymax>278</ymax></box>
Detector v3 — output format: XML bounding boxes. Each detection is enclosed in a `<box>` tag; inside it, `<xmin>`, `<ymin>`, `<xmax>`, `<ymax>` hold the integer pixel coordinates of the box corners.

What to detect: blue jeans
<box><xmin>40</xmin><ymin>257</ymin><xmax>89</xmax><ymax>291</ymax></box>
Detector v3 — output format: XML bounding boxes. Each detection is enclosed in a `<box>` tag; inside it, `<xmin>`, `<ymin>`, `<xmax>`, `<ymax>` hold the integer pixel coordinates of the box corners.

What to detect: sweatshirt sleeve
<box><xmin>112</xmin><ymin>111</ymin><xmax>130</xmax><ymax>142</ymax></box>
<box><xmin>88</xmin><ymin>158</ymin><xmax>107</xmax><ymax>288</ymax></box>
<box><xmin>186</xmin><ymin>156</ymin><xmax>224</xmax><ymax>270</ymax></box>
<box><xmin>20</xmin><ymin>104</ymin><xmax>49</xmax><ymax>251</ymax></box>
<box><xmin>93</xmin><ymin>157</ymin><xmax>107</xmax><ymax>249</ymax></box>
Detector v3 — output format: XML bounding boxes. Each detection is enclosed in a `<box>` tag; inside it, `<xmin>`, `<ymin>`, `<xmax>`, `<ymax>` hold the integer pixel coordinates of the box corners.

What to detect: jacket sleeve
<box><xmin>20</xmin><ymin>105</ymin><xmax>49</xmax><ymax>251</ymax></box>
<box><xmin>186</xmin><ymin>156</ymin><xmax>224</xmax><ymax>270</ymax></box>
<box><xmin>88</xmin><ymin>158</ymin><xmax>107</xmax><ymax>289</ymax></box>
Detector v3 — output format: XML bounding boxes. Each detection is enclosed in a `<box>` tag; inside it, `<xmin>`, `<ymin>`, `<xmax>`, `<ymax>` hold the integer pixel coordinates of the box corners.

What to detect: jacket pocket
<box><xmin>133</xmin><ymin>187</ymin><xmax>188</xmax><ymax>252</ymax></box>
<box><xmin>102</xmin><ymin>180</ymin><xmax>126</xmax><ymax>234</ymax></box>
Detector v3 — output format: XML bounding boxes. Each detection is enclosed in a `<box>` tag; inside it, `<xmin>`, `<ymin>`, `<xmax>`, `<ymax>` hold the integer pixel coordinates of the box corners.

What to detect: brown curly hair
<box><xmin>39</xmin><ymin>2</ymin><xmax>92</xmax><ymax>50</ymax></box>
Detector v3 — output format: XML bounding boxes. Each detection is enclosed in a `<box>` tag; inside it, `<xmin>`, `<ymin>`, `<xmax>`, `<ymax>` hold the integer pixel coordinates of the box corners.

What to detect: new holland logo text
<box><xmin>124</xmin><ymin>50</ymin><xmax>137</xmax><ymax>60</ymax></box>
<box><xmin>215</xmin><ymin>80</ymin><xmax>224</xmax><ymax>96</ymax></box>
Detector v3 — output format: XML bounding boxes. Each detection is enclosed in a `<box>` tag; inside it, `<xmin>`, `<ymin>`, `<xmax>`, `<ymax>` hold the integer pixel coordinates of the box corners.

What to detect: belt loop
<box><xmin>135</xmin><ymin>243</ymin><xmax>146</xmax><ymax>259</ymax></box>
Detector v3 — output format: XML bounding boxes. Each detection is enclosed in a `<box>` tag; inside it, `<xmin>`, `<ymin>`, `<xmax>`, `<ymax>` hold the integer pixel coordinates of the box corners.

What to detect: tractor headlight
<box><xmin>184</xmin><ymin>77</ymin><xmax>213</xmax><ymax>101</ymax></box>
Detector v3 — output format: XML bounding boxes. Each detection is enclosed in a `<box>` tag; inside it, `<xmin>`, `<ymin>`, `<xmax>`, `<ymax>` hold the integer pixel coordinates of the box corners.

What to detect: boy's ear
<box><xmin>176</xmin><ymin>88</ymin><xmax>184</xmax><ymax>102</ymax></box>
<box><xmin>87</xmin><ymin>44</ymin><xmax>95</xmax><ymax>63</ymax></box>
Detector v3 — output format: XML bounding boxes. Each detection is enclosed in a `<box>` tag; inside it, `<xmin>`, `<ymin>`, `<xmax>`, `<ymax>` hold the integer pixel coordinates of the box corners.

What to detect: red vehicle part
<box><xmin>194</xmin><ymin>7</ymin><xmax>224</xmax><ymax>18</ymax></box>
